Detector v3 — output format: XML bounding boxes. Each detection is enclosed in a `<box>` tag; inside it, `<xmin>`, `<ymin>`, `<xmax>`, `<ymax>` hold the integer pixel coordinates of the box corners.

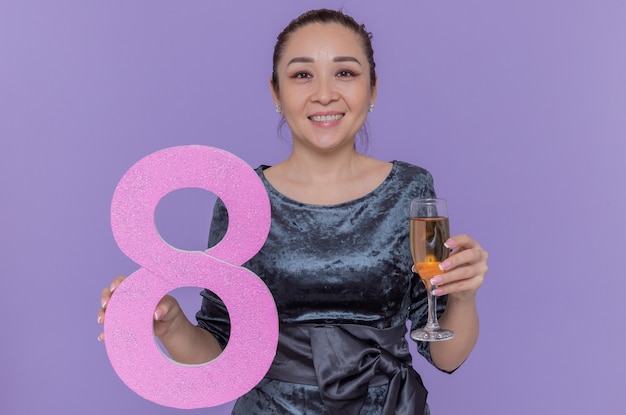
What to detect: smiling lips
<box><xmin>309</xmin><ymin>113</ymin><xmax>344</xmax><ymax>123</ymax></box>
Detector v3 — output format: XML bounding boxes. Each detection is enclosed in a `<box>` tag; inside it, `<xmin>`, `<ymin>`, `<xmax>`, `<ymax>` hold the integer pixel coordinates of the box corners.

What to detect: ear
<box><xmin>370</xmin><ymin>75</ymin><xmax>378</xmax><ymax>106</ymax></box>
<box><xmin>270</xmin><ymin>78</ymin><xmax>280</xmax><ymax>106</ymax></box>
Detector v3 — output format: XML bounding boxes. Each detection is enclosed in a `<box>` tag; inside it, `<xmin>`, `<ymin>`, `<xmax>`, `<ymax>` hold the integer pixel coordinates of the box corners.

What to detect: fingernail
<box><xmin>431</xmin><ymin>276</ymin><xmax>443</xmax><ymax>285</ymax></box>
<box><xmin>97</xmin><ymin>334</ymin><xmax>103</xmax><ymax>342</ymax></box>
<box><xmin>101</xmin><ymin>298</ymin><xmax>107</xmax><ymax>308</ymax></box>
<box><xmin>432</xmin><ymin>288</ymin><xmax>442</xmax><ymax>296</ymax></box>
<box><xmin>154</xmin><ymin>310</ymin><xmax>162</xmax><ymax>321</ymax></box>
<box><xmin>97</xmin><ymin>315</ymin><xmax>102</xmax><ymax>324</ymax></box>
<box><xmin>110</xmin><ymin>283</ymin><xmax>116</xmax><ymax>293</ymax></box>
<box><xmin>444</xmin><ymin>239</ymin><xmax>455</xmax><ymax>249</ymax></box>
<box><xmin>439</xmin><ymin>261</ymin><xmax>450</xmax><ymax>271</ymax></box>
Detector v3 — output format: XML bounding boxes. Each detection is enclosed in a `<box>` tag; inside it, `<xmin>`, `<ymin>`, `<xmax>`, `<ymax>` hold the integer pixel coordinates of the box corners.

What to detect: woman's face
<box><xmin>272</xmin><ymin>22</ymin><xmax>377</xmax><ymax>153</ymax></box>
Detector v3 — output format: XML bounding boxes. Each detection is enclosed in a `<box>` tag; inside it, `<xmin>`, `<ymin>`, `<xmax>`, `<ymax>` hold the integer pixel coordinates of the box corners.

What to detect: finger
<box><xmin>446</xmin><ymin>234</ymin><xmax>480</xmax><ymax>251</ymax></box>
<box><xmin>431</xmin><ymin>253</ymin><xmax>488</xmax><ymax>289</ymax></box>
<box><xmin>100</xmin><ymin>287</ymin><xmax>111</xmax><ymax>310</ymax></box>
<box><xmin>444</xmin><ymin>261</ymin><xmax>487</xmax><ymax>284</ymax></box>
<box><xmin>154</xmin><ymin>294</ymin><xmax>177</xmax><ymax>322</ymax></box>
<box><xmin>109</xmin><ymin>275</ymin><xmax>126</xmax><ymax>293</ymax></box>
<box><xmin>433</xmin><ymin>274</ymin><xmax>483</xmax><ymax>297</ymax></box>
<box><xmin>441</xmin><ymin>248</ymin><xmax>486</xmax><ymax>273</ymax></box>
<box><xmin>100</xmin><ymin>275</ymin><xmax>127</xmax><ymax>309</ymax></box>
<box><xmin>97</xmin><ymin>276</ymin><xmax>128</xmax><ymax>343</ymax></box>
<box><xmin>154</xmin><ymin>305</ymin><xmax>165</xmax><ymax>322</ymax></box>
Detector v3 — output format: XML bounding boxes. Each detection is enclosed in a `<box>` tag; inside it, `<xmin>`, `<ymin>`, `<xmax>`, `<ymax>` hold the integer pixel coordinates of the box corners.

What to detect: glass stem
<box><xmin>426</xmin><ymin>285</ymin><xmax>440</xmax><ymax>330</ymax></box>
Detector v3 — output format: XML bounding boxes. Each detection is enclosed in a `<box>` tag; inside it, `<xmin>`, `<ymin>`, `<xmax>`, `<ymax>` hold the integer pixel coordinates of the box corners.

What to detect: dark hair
<box><xmin>271</xmin><ymin>9</ymin><xmax>377</xmax><ymax>93</ymax></box>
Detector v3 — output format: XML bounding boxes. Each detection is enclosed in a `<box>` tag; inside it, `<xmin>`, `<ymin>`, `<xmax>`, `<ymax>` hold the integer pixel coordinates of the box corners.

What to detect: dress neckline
<box><xmin>258</xmin><ymin>161</ymin><xmax>399</xmax><ymax>209</ymax></box>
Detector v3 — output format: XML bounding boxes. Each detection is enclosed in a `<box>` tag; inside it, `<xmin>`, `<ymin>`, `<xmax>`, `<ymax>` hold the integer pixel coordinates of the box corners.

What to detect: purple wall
<box><xmin>1</xmin><ymin>0</ymin><xmax>624</xmax><ymax>414</ymax></box>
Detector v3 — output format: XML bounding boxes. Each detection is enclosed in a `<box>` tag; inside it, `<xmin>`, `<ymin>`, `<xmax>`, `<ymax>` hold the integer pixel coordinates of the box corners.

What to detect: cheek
<box><xmin>352</xmin><ymin>92</ymin><xmax>372</xmax><ymax>112</ymax></box>
<box><xmin>347</xmin><ymin>84</ymin><xmax>373</xmax><ymax>105</ymax></box>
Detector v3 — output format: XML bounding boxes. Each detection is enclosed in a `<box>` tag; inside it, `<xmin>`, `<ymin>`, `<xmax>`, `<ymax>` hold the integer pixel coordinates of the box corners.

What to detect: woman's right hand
<box><xmin>97</xmin><ymin>275</ymin><xmax>184</xmax><ymax>342</ymax></box>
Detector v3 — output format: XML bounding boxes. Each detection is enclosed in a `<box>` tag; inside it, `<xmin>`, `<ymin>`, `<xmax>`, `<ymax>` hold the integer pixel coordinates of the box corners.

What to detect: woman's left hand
<box><xmin>428</xmin><ymin>234</ymin><xmax>488</xmax><ymax>300</ymax></box>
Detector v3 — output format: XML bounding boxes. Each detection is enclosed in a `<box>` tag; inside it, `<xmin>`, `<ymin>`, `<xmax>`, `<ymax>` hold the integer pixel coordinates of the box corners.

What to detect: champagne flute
<box><xmin>409</xmin><ymin>198</ymin><xmax>454</xmax><ymax>342</ymax></box>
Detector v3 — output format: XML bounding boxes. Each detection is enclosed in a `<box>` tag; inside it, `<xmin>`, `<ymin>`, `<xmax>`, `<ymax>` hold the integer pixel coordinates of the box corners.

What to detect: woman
<box><xmin>98</xmin><ymin>9</ymin><xmax>488</xmax><ymax>415</ymax></box>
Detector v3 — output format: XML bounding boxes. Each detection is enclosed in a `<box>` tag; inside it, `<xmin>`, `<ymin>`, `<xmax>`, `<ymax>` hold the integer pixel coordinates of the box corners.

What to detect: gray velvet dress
<box><xmin>196</xmin><ymin>161</ymin><xmax>448</xmax><ymax>414</ymax></box>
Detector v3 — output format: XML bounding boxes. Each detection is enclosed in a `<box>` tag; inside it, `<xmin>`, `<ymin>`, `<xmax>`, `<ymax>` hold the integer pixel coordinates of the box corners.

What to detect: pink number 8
<box><xmin>104</xmin><ymin>145</ymin><xmax>278</xmax><ymax>409</ymax></box>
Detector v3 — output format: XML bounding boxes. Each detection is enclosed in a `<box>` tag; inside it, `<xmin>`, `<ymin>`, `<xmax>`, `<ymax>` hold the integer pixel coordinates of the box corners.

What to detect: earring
<box><xmin>275</xmin><ymin>104</ymin><xmax>282</xmax><ymax>114</ymax></box>
<box><xmin>368</xmin><ymin>104</ymin><xmax>375</xmax><ymax>113</ymax></box>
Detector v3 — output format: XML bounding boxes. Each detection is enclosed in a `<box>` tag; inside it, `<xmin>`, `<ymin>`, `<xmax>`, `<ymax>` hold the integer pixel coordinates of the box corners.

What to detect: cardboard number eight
<box><xmin>104</xmin><ymin>145</ymin><xmax>278</xmax><ymax>409</ymax></box>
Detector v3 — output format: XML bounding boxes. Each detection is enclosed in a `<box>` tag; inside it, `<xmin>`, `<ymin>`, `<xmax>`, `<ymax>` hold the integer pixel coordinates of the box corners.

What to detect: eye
<box><xmin>293</xmin><ymin>72</ymin><xmax>312</xmax><ymax>79</ymax></box>
<box><xmin>337</xmin><ymin>70</ymin><xmax>356</xmax><ymax>77</ymax></box>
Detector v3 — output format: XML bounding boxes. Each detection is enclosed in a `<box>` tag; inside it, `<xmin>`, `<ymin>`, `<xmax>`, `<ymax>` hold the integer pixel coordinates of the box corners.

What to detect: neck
<box><xmin>264</xmin><ymin>144</ymin><xmax>391</xmax><ymax>206</ymax></box>
<box><xmin>281</xmin><ymin>146</ymin><xmax>365</xmax><ymax>184</ymax></box>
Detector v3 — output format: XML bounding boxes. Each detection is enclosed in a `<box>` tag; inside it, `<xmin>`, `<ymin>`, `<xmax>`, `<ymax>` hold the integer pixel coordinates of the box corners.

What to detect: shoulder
<box><xmin>384</xmin><ymin>161</ymin><xmax>437</xmax><ymax>200</ymax></box>
<box><xmin>255</xmin><ymin>165</ymin><xmax>271</xmax><ymax>175</ymax></box>
<box><xmin>392</xmin><ymin>160</ymin><xmax>434</xmax><ymax>183</ymax></box>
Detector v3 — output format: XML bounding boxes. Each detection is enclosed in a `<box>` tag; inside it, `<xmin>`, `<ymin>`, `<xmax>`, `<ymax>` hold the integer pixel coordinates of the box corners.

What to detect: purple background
<box><xmin>1</xmin><ymin>0</ymin><xmax>624</xmax><ymax>414</ymax></box>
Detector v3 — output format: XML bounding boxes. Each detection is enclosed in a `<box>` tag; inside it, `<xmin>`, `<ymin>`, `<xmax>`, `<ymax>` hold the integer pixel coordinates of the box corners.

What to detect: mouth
<box><xmin>308</xmin><ymin>113</ymin><xmax>344</xmax><ymax>123</ymax></box>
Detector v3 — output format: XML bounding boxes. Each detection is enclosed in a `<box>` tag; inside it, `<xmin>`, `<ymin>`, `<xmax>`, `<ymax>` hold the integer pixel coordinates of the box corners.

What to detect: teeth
<box><xmin>310</xmin><ymin>114</ymin><xmax>342</xmax><ymax>122</ymax></box>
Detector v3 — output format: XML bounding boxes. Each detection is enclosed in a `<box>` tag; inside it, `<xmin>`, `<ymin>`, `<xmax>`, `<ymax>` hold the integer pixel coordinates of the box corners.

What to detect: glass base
<box><xmin>410</xmin><ymin>328</ymin><xmax>454</xmax><ymax>342</ymax></box>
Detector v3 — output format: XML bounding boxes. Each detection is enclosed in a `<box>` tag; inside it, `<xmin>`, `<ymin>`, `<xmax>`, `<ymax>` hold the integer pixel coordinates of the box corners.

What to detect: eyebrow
<box><xmin>286</xmin><ymin>56</ymin><xmax>362</xmax><ymax>66</ymax></box>
<box><xmin>334</xmin><ymin>56</ymin><xmax>362</xmax><ymax>65</ymax></box>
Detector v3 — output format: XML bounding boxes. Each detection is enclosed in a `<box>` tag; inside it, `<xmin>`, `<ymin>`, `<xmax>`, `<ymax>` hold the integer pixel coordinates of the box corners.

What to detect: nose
<box><xmin>311</xmin><ymin>75</ymin><xmax>338</xmax><ymax>105</ymax></box>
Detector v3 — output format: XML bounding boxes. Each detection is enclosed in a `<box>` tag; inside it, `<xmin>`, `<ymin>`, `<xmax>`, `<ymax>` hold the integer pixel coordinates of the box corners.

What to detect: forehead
<box><xmin>280</xmin><ymin>22</ymin><xmax>365</xmax><ymax>62</ymax></box>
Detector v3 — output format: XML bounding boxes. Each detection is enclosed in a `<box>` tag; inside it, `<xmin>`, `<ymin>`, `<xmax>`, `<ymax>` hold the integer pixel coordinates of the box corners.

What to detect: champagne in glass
<box><xmin>409</xmin><ymin>198</ymin><xmax>454</xmax><ymax>342</ymax></box>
